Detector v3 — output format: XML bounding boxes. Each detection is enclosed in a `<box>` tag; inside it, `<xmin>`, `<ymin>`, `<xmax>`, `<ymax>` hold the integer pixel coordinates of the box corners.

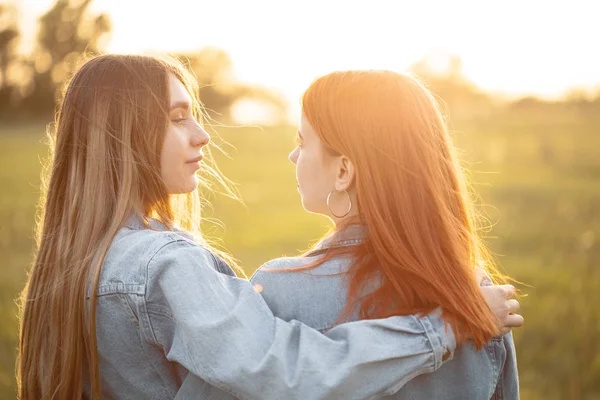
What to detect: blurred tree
<box><xmin>175</xmin><ymin>48</ymin><xmax>286</xmax><ymax>123</ymax></box>
<box><xmin>0</xmin><ymin>2</ymin><xmax>20</xmax><ymax>117</ymax></box>
<box><xmin>409</xmin><ymin>54</ymin><xmax>493</xmax><ymax>120</ymax></box>
<box><xmin>19</xmin><ymin>0</ymin><xmax>110</xmax><ymax>117</ymax></box>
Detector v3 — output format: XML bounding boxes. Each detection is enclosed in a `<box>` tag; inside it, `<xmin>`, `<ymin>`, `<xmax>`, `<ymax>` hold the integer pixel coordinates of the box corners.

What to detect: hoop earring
<box><xmin>326</xmin><ymin>189</ymin><xmax>352</xmax><ymax>218</ymax></box>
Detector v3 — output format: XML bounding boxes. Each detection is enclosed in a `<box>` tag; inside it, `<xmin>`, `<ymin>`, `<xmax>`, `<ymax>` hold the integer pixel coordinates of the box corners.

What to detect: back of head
<box><xmin>302</xmin><ymin>70</ymin><xmax>504</xmax><ymax>346</ymax></box>
<box><xmin>18</xmin><ymin>54</ymin><xmax>204</xmax><ymax>399</ymax></box>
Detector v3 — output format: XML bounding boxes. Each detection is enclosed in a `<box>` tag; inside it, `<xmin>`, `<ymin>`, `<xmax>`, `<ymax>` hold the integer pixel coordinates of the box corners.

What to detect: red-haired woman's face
<box><xmin>289</xmin><ymin>114</ymin><xmax>343</xmax><ymax>217</ymax></box>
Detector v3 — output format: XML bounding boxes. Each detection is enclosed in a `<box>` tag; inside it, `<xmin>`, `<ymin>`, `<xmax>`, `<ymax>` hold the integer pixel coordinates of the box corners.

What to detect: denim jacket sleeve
<box><xmin>142</xmin><ymin>237</ymin><xmax>456</xmax><ymax>400</ymax></box>
<box><xmin>492</xmin><ymin>332</ymin><xmax>520</xmax><ymax>399</ymax></box>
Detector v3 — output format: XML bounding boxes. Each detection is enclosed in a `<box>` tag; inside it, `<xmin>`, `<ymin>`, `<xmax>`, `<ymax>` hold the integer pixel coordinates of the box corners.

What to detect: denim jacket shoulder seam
<box><xmin>141</xmin><ymin>237</ymin><xmax>188</xmax><ymax>345</ymax></box>
<box><xmin>208</xmin><ymin>251</ymin><xmax>233</xmax><ymax>276</ymax></box>
<box><xmin>86</xmin><ymin>283</ymin><xmax>146</xmax><ymax>299</ymax></box>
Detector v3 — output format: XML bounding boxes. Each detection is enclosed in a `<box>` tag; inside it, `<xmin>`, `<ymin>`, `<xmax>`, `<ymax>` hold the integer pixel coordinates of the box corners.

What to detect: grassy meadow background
<box><xmin>1</xmin><ymin>110</ymin><xmax>600</xmax><ymax>399</ymax></box>
<box><xmin>2</xmin><ymin>0</ymin><xmax>600</xmax><ymax>398</ymax></box>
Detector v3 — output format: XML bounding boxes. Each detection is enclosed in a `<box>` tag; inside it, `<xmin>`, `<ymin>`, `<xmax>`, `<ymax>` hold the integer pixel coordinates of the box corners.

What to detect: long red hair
<box><xmin>301</xmin><ymin>70</ymin><xmax>506</xmax><ymax>348</ymax></box>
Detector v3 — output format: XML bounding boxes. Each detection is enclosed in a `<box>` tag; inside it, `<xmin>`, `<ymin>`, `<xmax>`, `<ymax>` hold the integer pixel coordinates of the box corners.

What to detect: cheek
<box><xmin>161</xmin><ymin>137</ymin><xmax>177</xmax><ymax>177</ymax></box>
<box><xmin>295</xmin><ymin>151</ymin><xmax>314</xmax><ymax>184</ymax></box>
<box><xmin>160</xmin><ymin>129</ymin><xmax>190</xmax><ymax>192</ymax></box>
<box><xmin>296</xmin><ymin>150</ymin><xmax>329</xmax><ymax>204</ymax></box>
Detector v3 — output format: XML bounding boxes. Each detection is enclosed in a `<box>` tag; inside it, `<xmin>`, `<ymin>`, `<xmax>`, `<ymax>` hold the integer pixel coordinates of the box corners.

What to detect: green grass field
<box><xmin>1</xmin><ymin>119</ymin><xmax>599</xmax><ymax>399</ymax></box>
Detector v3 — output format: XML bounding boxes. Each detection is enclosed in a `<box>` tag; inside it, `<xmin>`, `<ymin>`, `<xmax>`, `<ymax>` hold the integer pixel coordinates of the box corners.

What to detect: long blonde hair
<box><xmin>299</xmin><ymin>70</ymin><xmax>508</xmax><ymax>347</ymax></box>
<box><xmin>17</xmin><ymin>54</ymin><xmax>237</xmax><ymax>399</ymax></box>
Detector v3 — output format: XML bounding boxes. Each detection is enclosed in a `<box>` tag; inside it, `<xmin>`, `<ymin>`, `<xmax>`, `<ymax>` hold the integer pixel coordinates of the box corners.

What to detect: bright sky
<box><xmin>18</xmin><ymin>0</ymin><xmax>600</xmax><ymax>120</ymax></box>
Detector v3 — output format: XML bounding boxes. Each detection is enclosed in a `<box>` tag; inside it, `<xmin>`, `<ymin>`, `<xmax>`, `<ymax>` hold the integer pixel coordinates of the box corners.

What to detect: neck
<box><xmin>332</xmin><ymin>213</ymin><xmax>360</xmax><ymax>228</ymax></box>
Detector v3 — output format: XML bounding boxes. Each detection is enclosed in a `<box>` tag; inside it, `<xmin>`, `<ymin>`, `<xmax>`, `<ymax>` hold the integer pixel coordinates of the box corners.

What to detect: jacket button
<box><xmin>442</xmin><ymin>350</ymin><xmax>451</xmax><ymax>361</ymax></box>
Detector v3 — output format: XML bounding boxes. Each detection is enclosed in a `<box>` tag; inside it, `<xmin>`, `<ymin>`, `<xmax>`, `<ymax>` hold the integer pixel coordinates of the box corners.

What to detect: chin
<box><xmin>170</xmin><ymin>179</ymin><xmax>200</xmax><ymax>194</ymax></box>
<box><xmin>185</xmin><ymin>180</ymin><xmax>201</xmax><ymax>193</ymax></box>
<box><xmin>301</xmin><ymin>199</ymin><xmax>318</xmax><ymax>214</ymax></box>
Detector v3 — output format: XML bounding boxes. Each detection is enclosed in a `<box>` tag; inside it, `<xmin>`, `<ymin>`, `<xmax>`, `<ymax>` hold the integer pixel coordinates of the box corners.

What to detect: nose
<box><xmin>289</xmin><ymin>147</ymin><xmax>299</xmax><ymax>164</ymax></box>
<box><xmin>191</xmin><ymin>125</ymin><xmax>210</xmax><ymax>148</ymax></box>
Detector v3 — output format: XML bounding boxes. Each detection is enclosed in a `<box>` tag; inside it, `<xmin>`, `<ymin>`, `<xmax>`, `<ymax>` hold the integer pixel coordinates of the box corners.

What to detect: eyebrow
<box><xmin>170</xmin><ymin>101</ymin><xmax>190</xmax><ymax>111</ymax></box>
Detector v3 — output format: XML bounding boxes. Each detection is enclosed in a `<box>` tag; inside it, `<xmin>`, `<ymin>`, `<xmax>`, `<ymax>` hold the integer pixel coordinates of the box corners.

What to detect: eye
<box><xmin>295</xmin><ymin>135</ymin><xmax>303</xmax><ymax>148</ymax></box>
<box><xmin>172</xmin><ymin>113</ymin><xmax>188</xmax><ymax>125</ymax></box>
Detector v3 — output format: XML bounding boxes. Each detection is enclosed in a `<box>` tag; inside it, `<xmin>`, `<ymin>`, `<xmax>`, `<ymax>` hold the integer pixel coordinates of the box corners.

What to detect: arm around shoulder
<box><xmin>142</xmin><ymin>239</ymin><xmax>457</xmax><ymax>399</ymax></box>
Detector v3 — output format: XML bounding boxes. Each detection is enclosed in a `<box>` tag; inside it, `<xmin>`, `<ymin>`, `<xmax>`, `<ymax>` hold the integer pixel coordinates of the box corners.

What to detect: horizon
<box><xmin>15</xmin><ymin>0</ymin><xmax>600</xmax><ymax>122</ymax></box>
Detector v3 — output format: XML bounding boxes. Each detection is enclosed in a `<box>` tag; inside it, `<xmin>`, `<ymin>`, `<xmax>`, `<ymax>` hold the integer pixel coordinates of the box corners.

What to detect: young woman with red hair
<box><xmin>252</xmin><ymin>70</ymin><xmax>521</xmax><ymax>399</ymax></box>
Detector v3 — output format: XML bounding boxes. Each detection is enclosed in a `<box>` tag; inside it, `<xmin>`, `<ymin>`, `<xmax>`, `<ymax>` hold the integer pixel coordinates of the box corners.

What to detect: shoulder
<box><xmin>250</xmin><ymin>254</ymin><xmax>352</xmax><ymax>292</ymax></box>
<box><xmin>137</xmin><ymin>232</ymin><xmax>241</xmax><ymax>313</ymax></box>
<box><xmin>250</xmin><ymin>255</ymin><xmax>318</xmax><ymax>285</ymax></box>
<box><xmin>250</xmin><ymin>257</ymin><xmax>299</xmax><ymax>293</ymax></box>
<box><xmin>255</xmin><ymin>256</ymin><xmax>310</xmax><ymax>272</ymax></box>
<box><xmin>111</xmin><ymin>226</ymin><xmax>194</xmax><ymax>255</ymax></box>
<box><xmin>139</xmin><ymin>231</ymin><xmax>225</xmax><ymax>281</ymax></box>
<box><xmin>110</xmin><ymin>227</ymin><xmax>209</xmax><ymax>267</ymax></box>
<box><xmin>252</xmin><ymin>254</ymin><xmax>349</xmax><ymax>278</ymax></box>
<box><xmin>250</xmin><ymin>255</ymin><xmax>350</xmax><ymax>330</ymax></box>
<box><xmin>100</xmin><ymin>228</ymin><xmax>225</xmax><ymax>291</ymax></box>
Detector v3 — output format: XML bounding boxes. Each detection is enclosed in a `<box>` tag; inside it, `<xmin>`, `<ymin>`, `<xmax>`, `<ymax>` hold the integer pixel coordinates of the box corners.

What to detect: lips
<box><xmin>186</xmin><ymin>155</ymin><xmax>203</xmax><ymax>171</ymax></box>
<box><xmin>187</xmin><ymin>155</ymin><xmax>203</xmax><ymax>164</ymax></box>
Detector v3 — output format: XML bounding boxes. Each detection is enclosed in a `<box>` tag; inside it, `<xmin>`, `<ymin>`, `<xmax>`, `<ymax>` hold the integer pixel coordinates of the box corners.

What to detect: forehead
<box><xmin>168</xmin><ymin>74</ymin><xmax>191</xmax><ymax>105</ymax></box>
<box><xmin>298</xmin><ymin>113</ymin><xmax>317</xmax><ymax>138</ymax></box>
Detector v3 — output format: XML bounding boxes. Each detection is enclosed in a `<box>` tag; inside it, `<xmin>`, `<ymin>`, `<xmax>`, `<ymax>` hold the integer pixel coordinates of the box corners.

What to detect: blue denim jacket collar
<box><xmin>124</xmin><ymin>213</ymin><xmax>194</xmax><ymax>240</ymax></box>
<box><xmin>307</xmin><ymin>224</ymin><xmax>366</xmax><ymax>257</ymax></box>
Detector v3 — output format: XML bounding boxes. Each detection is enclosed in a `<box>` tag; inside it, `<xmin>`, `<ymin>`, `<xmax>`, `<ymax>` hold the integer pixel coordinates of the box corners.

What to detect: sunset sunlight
<box><xmin>19</xmin><ymin>0</ymin><xmax>600</xmax><ymax>115</ymax></box>
<box><xmin>2</xmin><ymin>1</ymin><xmax>599</xmax><ymax>399</ymax></box>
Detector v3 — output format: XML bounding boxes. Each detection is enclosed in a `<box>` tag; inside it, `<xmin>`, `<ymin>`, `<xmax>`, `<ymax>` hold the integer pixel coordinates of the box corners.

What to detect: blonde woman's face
<box><xmin>161</xmin><ymin>74</ymin><xmax>209</xmax><ymax>194</ymax></box>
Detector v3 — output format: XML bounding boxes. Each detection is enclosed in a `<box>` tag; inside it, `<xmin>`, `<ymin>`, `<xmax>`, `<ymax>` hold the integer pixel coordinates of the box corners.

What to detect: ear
<box><xmin>334</xmin><ymin>155</ymin><xmax>355</xmax><ymax>191</ymax></box>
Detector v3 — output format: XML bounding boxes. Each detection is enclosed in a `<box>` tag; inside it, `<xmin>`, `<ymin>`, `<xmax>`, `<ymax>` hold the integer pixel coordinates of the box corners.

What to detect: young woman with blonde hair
<box><xmin>18</xmin><ymin>56</ymin><xmax>521</xmax><ymax>399</ymax></box>
<box><xmin>252</xmin><ymin>70</ymin><xmax>522</xmax><ymax>399</ymax></box>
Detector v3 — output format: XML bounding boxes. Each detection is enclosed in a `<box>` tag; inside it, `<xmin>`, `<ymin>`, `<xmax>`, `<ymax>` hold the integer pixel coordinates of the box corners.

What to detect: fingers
<box><xmin>504</xmin><ymin>313</ymin><xmax>524</xmax><ymax>328</ymax></box>
<box><xmin>497</xmin><ymin>314</ymin><xmax>524</xmax><ymax>336</ymax></box>
<box><xmin>491</xmin><ymin>285</ymin><xmax>523</xmax><ymax>336</ymax></box>
<box><xmin>480</xmin><ymin>283</ymin><xmax>524</xmax><ymax>337</ymax></box>
<box><xmin>499</xmin><ymin>284</ymin><xmax>516</xmax><ymax>298</ymax></box>
<box><xmin>507</xmin><ymin>299</ymin><xmax>520</xmax><ymax>314</ymax></box>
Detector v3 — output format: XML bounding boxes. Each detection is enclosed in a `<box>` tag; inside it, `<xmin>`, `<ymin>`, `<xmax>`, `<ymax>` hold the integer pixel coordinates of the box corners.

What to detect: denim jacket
<box><xmin>84</xmin><ymin>216</ymin><xmax>457</xmax><ymax>399</ymax></box>
<box><xmin>251</xmin><ymin>225</ymin><xmax>519</xmax><ymax>399</ymax></box>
